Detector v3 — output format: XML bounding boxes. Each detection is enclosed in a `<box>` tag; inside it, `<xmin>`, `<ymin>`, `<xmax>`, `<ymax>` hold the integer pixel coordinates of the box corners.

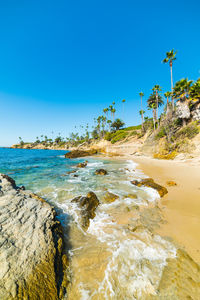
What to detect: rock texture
<box><xmin>72</xmin><ymin>192</ymin><xmax>99</xmax><ymax>229</ymax></box>
<box><xmin>65</xmin><ymin>149</ymin><xmax>97</xmax><ymax>159</ymax></box>
<box><xmin>76</xmin><ymin>161</ymin><xmax>88</xmax><ymax>168</ymax></box>
<box><xmin>176</xmin><ymin>100</ymin><xmax>191</xmax><ymax>120</ymax></box>
<box><xmin>94</xmin><ymin>169</ymin><xmax>108</xmax><ymax>175</ymax></box>
<box><xmin>102</xmin><ymin>191</ymin><xmax>119</xmax><ymax>203</ymax></box>
<box><xmin>131</xmin><ymin>178</ymin><xmax>168</xmax><ymax>197</ymax></box>
<box><xmin>0</xmin><ymin>174</ymin><xmax>69</xmax><ymax>300</ymax></box>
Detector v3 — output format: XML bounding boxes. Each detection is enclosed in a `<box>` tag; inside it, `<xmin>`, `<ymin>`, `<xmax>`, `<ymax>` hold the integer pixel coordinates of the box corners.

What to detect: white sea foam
<box><xmin>87</xmin><ymin>161</ymin><xmax>104</xmax><ymax>168</ymax></box>
<box><xmin>88</xmin><ymin>209</ymin><xmax>176</xmax><ymax>299</ymax></box>
<box><xmin>50</xmin><ymin>157</ymin><xmax>176</xmax><ymax>298</ymax></box>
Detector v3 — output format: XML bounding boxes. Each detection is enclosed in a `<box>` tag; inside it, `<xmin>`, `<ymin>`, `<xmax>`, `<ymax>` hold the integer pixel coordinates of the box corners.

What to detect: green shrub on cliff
<box><xmin>175</xmin><ymin>122</ymin><xmax>199</xmax><ymax>139</ymax></box>
<box><xmin>155</xmin><ymin>127</ymin><xmax>167</xmax><ymax>139</ymax></box>
<box><xmin>111</xmin><ymin>131</ymin><xmax>129</xmax><ymax>143</ymax></box>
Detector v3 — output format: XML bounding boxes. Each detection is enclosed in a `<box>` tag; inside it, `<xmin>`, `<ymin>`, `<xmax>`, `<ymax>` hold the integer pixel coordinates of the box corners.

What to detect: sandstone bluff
<box><xmin>0</xmin><ymin>174</ymin><xmax>69</xmax><ymax>300</ymax></box>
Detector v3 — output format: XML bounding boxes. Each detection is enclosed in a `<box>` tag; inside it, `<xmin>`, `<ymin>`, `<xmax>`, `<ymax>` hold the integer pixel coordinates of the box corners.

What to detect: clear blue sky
<box><xmin>0</xmin><ymin>0</ymin><xmax>199</xmax><ymax>146</ymax></box>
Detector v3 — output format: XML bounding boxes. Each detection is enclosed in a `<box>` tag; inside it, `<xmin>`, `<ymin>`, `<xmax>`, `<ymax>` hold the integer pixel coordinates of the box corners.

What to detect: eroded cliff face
<box><xmin>0</xmin><ymin>174</ymin><xmax>69</xmax><ymax>300</ymax></box>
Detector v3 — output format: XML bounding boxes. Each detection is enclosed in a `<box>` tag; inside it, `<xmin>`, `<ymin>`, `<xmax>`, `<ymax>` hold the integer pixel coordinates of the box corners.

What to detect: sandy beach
<box><xmin>132</xmin><ymin>155</ymin><xmax>200</xmax><ymax>264</ymax></box>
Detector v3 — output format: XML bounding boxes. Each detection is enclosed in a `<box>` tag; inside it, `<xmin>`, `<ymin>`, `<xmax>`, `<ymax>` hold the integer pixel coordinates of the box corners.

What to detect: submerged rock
<box><xmin>94</xmin><ymin>169</ymin><xmax>108</xmax><ymax>175</ymax></box>
<box><xmin>65</xmin><ymin>149</ymin><xmax>97</xmax><ymax>159</ymax></box>
<box><xmin>0</xmin><ymin>174</ymin><xmax>69</xmax><ymax>300</ymax></box>
<box><xmin>72</xmin><ymin>192</ymin><xmax>99</xmax><ymax>229</ymax></box>
<box><xmin>131</xmin><ymin>178</ymin><xmax>168</xmax><ymax>197</ymax></box>
<box><xmin>66</xmin><ymin>170</ymin><xmax>77</xmax><ymax>174</ymax></box>
<box><xmin>76</xmin><ymin>161</ymin><xmax>88</xmax><ymax>168</ymax></box>
<box><xmin>123</xmin><ymin>193</ymin><xmax>137</xmax><ymax>199</ymax></box>
<box><xmin>102</xmin><ymin>191</ymin><xmax>119</xmax><ymax>203</ymax></box>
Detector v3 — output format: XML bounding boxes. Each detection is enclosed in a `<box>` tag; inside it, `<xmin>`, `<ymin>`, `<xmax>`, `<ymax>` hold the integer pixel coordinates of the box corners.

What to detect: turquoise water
<box><xmin>0</xmin><ymin>148</ymin><xmax>177</xmax><ymax>299</ymax></box>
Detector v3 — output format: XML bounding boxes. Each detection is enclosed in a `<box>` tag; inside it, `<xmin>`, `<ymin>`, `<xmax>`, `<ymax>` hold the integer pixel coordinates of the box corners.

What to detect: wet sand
<box><xmin>132</xmin><ymin>156</ymin><xmax>200</xmax><ymax>264</ymax></box>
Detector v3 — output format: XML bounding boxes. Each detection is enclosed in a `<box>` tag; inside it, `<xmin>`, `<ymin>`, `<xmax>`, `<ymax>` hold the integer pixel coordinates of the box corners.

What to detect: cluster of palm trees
<box><xmin>138</xmin><ymin>49</ymin><xmax>200</xmax><ymax>130</ymax></box>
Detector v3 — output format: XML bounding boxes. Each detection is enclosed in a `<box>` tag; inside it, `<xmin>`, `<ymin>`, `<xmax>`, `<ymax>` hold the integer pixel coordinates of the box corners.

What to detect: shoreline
<box><xmin>3</xmin><ymin>146</ymin><xmax>200</xmax><ymax>263</ymax></box>
<box><xmin>130</xmin><ymin>155</ymin><xmax>200</xmax><ymax>264</ymax></box>
<box><xmin>98</xmin><ymin>152</ymin><xmax>200</xmax><ymax>264</ymax></box>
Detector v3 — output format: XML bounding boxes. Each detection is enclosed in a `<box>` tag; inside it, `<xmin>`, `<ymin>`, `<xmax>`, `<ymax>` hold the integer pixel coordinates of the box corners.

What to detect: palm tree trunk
<box><xmin>170</xmin><ymin>61</ymin><xmax>174</xmax><ymax>110</ymax></box>
<box><xmin>183</xmin><ymin>118</ymin><xmax>187</xmax><ymax>126</ymax></box>
<box><xmin>156</xmin><ymin>91</ymin><xmax>159</xmax><ymax>127</ymax></box>
<box><xmin>153</xmin><ymin>109</ymin><xmax>156</xmax><ymax>131</ymax></box>
<box><xmin>167</xmin><ymin>97</ymin><xmax>169</xmax><ymax>114</ymax></box>
<box><xmin>141</xmin><ymin>95</ymin><xmax>144</xmax><ymax>131</ymax></box>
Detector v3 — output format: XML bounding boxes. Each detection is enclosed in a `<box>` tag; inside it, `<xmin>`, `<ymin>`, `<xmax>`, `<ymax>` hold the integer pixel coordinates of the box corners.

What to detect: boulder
<box><xmin>76</xmin><ymin>161</ymin><xmax>88</xmax><ymax>168</ymax></box>
<box><xmin>72</xmin><ymin>192</ymin><xmax>99</xmax><ymax>229</ymax></box>
<box><xmin>94</xmin><ymin>169</ymin><xmax>108</xmax><ymax>175</ymax></box>
<box><xmin>102</xmin><ymin>191</ymin><xmax>119</xmax><ymax>203</ymax></box>
<box><xmin>131</xmin><ymin>178</ymin><xmax>168</xmax><ymax>197</ymax></box>
<box><xmin>0</xmin><ymin>174</ymin><xmax>69</xmax><ymax>300</ymax></box>
<box><xmin>65</xmin><ymin>149</ymin><xmax>97</xmax><ymax>159</ymax></box>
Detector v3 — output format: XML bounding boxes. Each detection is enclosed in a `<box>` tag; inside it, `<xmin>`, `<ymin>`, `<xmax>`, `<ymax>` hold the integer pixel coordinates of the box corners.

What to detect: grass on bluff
<box><xmin>105</xmin><ymin>125</ymin><xmax>142</xmax><ymax>144</ymax></box>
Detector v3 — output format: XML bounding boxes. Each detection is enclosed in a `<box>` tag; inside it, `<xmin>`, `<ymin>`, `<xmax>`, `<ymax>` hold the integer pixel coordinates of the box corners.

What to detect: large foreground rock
<box><xmin>65</xmin><ymin>149</ymin><xmax>97</xmax><ymax>159</ymax></box>
<box><xmin>0</xmin><ymin>174</ymin><xmax>69</xmax><ymax>300</ymax></box>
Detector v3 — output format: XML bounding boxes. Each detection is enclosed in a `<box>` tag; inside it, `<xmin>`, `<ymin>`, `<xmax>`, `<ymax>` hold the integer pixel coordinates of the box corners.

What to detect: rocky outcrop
<box><xmin>72</xmin><ymin>192</ymin><xmax>99</xmax><ymax>229</ymax></box>
<box><xmin>191</xmin><ymin>102</ymin><xmax>200</xmax><ymax>121</ymax></box>
<box><xmin>131</xmin><ymin>178</ymin><xmax>168</xmax><ymax>197</ymax></box>
<box><xmin>65</xmin><ymin>149</ymin><xmax>97</xmax><ymax>159</ymax></box>
<box><xmin>0</xmin><ymin>174</ymin><xmax>69</xmax><ymax>300</ymax></box>
<box><xmin>176</xmin><ymin>100</ymin><xmax>190</xmax><ymax>120</ymax></box>
<box><xmin>94</xmin><ymin>169</ymin><xmax>108</xmax><ymax>175</ymax></box>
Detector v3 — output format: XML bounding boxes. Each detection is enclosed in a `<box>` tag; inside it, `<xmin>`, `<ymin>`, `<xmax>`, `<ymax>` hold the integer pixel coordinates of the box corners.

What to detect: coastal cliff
<box><xmin>0</xmin><ymin>174</ymin><xmax>69</xmax><ymax>299</ymax></box>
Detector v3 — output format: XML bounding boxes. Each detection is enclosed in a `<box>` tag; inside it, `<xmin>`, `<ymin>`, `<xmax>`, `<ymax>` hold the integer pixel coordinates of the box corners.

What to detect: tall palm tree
<box><xmin>139</xmin><ymin>110</ymin><xmax>145</xmax><ymax>130</ymax></box>
<box><xmin>109</xmin><ymin>105</ymin><xmax>113</xmax><ymax>120</ymax></box>
<box><xmin>139</xmin><ymin>92</ymin><xmax>144</xmax><ymax>130</ymax></box>
<box><xmin>164</xmin><ymin>91</ymin><xmax>172</xmax><ymax>114</ymax></box>
<box><xmin>147</xmin><ymin>102</ymin><xmax>157</xmax><ymax>131</ymax></box>
<box><xmin>163</xmin><ymin>49</ymin><xmax>177</xmax><ymax>110</ymax></box>
<box><xmin>103</xmin><ymin>108</ymin><xmax>108</xmax><ymax>117</ymax></box>
<box><xmin>147</xmin><ymin>93</ymin><xmax>164</xmax><ymax>130</ymax></box>
<box><xmin>111</xmin><ymin>108</ymin><xmax>116</xmax><ymax>122</ymax></box>
<box><xmin>122</xmin><ymin>99</ymin><xmax>126</xmax><ymax>117</ymax></box>
<box><xmin>152</xmin><ymin>85</ymin><xmax>162</xmax><ymax>124</ymax></box>
<box><xmin>107</xmin><ymin>119</ymin><xmax>112</xmax><ymax>132</ymax></box>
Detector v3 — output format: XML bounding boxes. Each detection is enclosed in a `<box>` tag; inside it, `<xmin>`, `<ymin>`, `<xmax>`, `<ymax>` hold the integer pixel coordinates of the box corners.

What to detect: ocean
<box><xmin>0</xmin><ymin>148</ymin><xmax>177</xmax><ymax>299</ymax></box>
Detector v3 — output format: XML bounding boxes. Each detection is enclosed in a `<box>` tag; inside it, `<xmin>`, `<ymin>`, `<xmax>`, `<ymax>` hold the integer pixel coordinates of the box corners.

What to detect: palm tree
<box><xmin>109</xmin><ymin>105</ymin><xmax>113</xmax><ymax>120</ymax></box>
<box><xmin>139</xmin><ymin>110</ymin><xmax>145</xmax><ymax>130</ymax></box>
<box><xmin>139</xmin><ymin>92</ymin><xmax>144</xmax><ymax>130</ymax></box>
<box><xmin>103</xmin><ymin>108</ymin><xmax>109</xmax><ymax>118</ymax></box>
<box><xmin>164</xmin><ymin>91</ymin><xmax>172</xmax><ymax>114</ymax></box>
<box><xmin>152</xmin><ymin>85</ymin><xmax>162</xmax><ymax>124</ymax></box>
<box><xmin>163</xmin><ymin>49</ymin><xmax>177</xmax><ymax>110</ymax></box>
<box><xmin>122</xmin><ymin>99</ymin><xmax>126</xmax><ymax>117</ymax></box>
<box><xmin>147</xmin><ymin>93</ymin><xmax>164</xmax><ymax>130</ymax></box>
<box><xmin>147</xmin><ymin>102</ymin><xmax>157</xmax><ymax>131</ymax></box>
<box><xmin>189</xmin><ymin>78</ymin><xmax>200</xmax><ymax>102</ymax></box>
<box><xmin>107</xmin><ymin>119</ymin><xmax>112</xmax><ymax>132</ymax></box>
<box><xmin>111</xmin><ymin>108</ymin><xmax>116</xmax><ymax>122</ymax></box>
